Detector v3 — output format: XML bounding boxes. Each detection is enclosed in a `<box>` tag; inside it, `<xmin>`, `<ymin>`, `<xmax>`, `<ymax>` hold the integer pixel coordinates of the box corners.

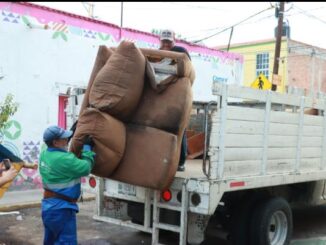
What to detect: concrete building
<box><xmin>216</xmin><ymin>38</ymin><xmax>326</xmax><ymax>96</ymax></box>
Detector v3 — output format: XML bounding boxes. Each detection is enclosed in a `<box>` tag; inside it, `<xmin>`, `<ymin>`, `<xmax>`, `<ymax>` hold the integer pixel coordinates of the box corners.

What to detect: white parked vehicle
<box><xmin>68</xmin><ymin>82</ymin><xmax>326</xmax><ymax>245</ymax></box>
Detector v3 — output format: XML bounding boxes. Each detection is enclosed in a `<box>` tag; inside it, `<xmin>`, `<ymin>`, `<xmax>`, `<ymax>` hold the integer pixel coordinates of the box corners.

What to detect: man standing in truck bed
<box><xmin>159</xmin><ymin>29</ymin><xmax>191</xmax><ymax>171</ymax></box>
<box><xmin>39</xmin><ymin>125</ymin><xmax>95</xmax><ymax>245</ymax></box>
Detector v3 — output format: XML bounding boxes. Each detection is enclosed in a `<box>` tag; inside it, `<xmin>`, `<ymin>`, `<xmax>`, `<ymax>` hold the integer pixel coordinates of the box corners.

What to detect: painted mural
<box><xmin>0</xmin><ymin>2</ymin><xmax>243</xmax><ymax>191</ymax></box>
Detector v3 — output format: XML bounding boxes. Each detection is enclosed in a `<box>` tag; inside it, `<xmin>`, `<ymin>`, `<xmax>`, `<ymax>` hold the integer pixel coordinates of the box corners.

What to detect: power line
<box><xmin>284</xmin><ymin>5</ymin><xmax>326</xmax><ymax>17</ymax></box>
<box><xmin>291</xmin><ymin>4</ymin><xmax>326</xmax><ymax>24</ymax></box>
<box><xmin>185</xmin><ymin>11</ymin><xmax>275</xmax><ymax>41</ymax></box>
<box><xmin>193</xmin><ymin>5</ymin><xmax>274</xmax><ymax>43</ymax></box>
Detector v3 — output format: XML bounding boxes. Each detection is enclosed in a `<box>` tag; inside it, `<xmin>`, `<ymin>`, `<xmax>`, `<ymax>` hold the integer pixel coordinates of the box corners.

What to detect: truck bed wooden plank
<box><xmin>213</xmin><ymin>83</ymin><xmax>325</xmax><ymax>110</ymax></box>
<box><xmin>215</xmin><ymin>120</ymin><xmax>323</xmax><ymax>136</ymax></box>
<box><xmin>215</xmin><ymin>134</ymin><xmax>322</xmax><ymax>148</ymax></box>
<box><xmin>214</xmin><ymin>147</ymin><xmax>322</xmax><ymax>161</ymax></box>
<box><xmin>223</xmin><ymin>158</ymin><xmax>321</xmax><ymax>177</ymax></box>
<box><xmin>218</xmin><ymin>106</ymin><xmax>323</xmax><ymax>126</ymax></box>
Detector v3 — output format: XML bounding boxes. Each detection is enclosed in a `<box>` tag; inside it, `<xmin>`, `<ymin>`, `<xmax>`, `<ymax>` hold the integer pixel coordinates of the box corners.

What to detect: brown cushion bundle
<box><xmin>111</xmin><ymin>124</ymin><xmax>178</xmax><ymax>189</ymax></box>
<box><xmin>89</xmin><ymin>41</ymin><xmax>146</xmax><ymax>121</ymax></box>
<box><xmin>70</xmin><ymin>42</ymin><xmax>195</xmax><ymax>190</ymax></box>
<box><xmin>70</xmin><ymin>108</ymin><xmax>126</xmax><ymax>177</ymax></box>
<box><xmin>79</xmin><ymin>45</ymin><xmax>113</xmax><ymax>114</ymax></box>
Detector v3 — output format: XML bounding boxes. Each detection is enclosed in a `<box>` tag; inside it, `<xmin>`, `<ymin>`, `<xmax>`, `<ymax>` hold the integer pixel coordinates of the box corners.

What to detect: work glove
<box><xmin>82</xmin><ymin>136</ymin><xmax>96</xmax><ymax>169</ymax></box>
<box><xmin>83</xmin><ymin>135</ymin><xmax>95</xmax><ymax>148</ymax></box>
<box><xmin>83</xmin><ymin>144</ymin><xmax>92</xmax><ymax>151</ymax></box>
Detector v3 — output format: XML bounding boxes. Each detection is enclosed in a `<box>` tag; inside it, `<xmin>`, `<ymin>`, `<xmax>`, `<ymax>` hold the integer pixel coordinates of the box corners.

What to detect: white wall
<box><xmin>0</xmin><ymin>3</ymin><xmax>243</xmax><ymax>191</ymax></box>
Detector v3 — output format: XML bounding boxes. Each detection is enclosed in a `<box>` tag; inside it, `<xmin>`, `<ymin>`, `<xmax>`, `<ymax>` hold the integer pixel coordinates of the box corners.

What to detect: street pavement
<box><xmin>1</xmin><ymin>190</ymin><xmax>326</xmax><ymax>244</ymax></box>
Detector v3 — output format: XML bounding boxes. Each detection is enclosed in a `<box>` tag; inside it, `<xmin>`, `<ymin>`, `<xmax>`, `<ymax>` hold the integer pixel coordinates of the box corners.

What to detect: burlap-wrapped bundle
<box><xmin>111</xmin><ymin>124</ymin><xmax>178</xmax><ymax>190</ymax></box>
<box><xmin>70</xmin><ymin>108</ymin><xmax>126</xmax><ymax>177</ymax></box>
<box><xmin>131</xmin><ymin>77</ymin><xmax>193</xmax><ymax>135</ymax></box>
<box><xmin>80</xmin><ymin>45</ymin><xmax>113</xmax><ymax>114</ymax></box>
<box><xmin>89</xmin><ymin>41</ymin><xmax>146</xmax><ymax>121</ymax></box>
<box><xmin>71</xmin><ymin>43</ymin><xmax>195</xmax><ymax>190</ymax></box>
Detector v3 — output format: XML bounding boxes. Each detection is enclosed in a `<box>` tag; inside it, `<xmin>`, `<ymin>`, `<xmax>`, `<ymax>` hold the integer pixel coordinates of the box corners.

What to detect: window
<box><xmin>256</xmin><ymin>53</ymin><xmax>269</xmax><ymax>79</ymax></box>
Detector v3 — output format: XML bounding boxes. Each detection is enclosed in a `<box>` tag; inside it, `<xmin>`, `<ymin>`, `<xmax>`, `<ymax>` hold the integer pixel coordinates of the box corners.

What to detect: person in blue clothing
<box><xmin>159</xmin><ymin>29</ymin><xmax>191</xmax><ymax>59</ymax></box>
<box><xmin>159</xmin><ymin>29</ymin><xmax>191</xmax><ymax>172</ymax></box>
<box><xmin>39</xmin><ymin>125</ymin><xmax>95</xmax><ymax>245</ymax></box>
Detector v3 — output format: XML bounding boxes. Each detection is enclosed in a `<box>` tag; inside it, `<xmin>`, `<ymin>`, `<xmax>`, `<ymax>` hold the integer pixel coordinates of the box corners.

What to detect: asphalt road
<box><xmin>1</xmin><ymin>200</ymin><xmax>326</xmax><ymax>245</ymax></box>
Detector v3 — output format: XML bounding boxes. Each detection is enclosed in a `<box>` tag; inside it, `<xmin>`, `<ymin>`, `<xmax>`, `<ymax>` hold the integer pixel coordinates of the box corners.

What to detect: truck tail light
<box><xmin>161</xmin><ymin>189</ymin><xmax>172</xmax><ymax>202</ymax></box>
<box><xmin>89</xmin><ymin>176</ymin><xmax>97</xmax><ymax>188</ymax></box>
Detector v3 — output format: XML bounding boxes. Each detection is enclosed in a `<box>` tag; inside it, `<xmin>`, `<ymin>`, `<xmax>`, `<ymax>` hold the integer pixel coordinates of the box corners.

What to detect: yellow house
<box><xmin>216</xmin><ymin>38</ymin><xmax>288</xmax><ymax>93</ymax></box>
<box><xmin>216</xmin><ymin>38</ymin><xmax>326</xmax><ymax>96</ymax></box>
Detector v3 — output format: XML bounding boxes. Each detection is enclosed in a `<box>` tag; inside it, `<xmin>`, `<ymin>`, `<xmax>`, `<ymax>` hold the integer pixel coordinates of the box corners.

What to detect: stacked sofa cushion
<box><xmin>70</xmin><ymin>41</ymin><xmax>195</xmax><ymax>190</ymax></box>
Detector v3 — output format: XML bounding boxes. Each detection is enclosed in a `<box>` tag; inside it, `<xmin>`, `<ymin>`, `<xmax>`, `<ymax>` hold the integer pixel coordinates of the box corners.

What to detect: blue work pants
<box><xmin>42</xmin><ymin>208</ymin><xmax>77</xmax><ymax>245</ymax></box>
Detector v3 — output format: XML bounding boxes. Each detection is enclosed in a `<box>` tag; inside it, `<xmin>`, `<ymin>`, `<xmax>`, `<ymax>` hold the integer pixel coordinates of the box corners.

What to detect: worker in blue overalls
<box><xmin>39</xmin><ymin>125</ymin><xmax>95</xmax><ymax>244</ymax></box>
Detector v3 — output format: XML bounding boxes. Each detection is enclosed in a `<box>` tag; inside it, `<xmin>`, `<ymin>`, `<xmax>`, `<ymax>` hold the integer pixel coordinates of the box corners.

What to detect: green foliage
<box><xmin>0</xmin><ymin>94</ymin><xmax>19</xmax><ymax>133</ymax></box>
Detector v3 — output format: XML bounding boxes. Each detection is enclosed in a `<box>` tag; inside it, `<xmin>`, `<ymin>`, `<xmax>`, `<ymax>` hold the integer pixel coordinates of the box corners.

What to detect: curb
<box><xmin>0</xmin><ymin>201</ymin><xmax>41</xmax><ymax>212</ymax></box>
<box><xmin>0</xmin><ymin>195</ymin><xmax>95</xmax><ymax>212</ymax></box>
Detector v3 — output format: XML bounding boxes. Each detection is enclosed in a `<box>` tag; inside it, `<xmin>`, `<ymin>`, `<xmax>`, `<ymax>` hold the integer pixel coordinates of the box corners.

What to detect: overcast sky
<box><xmin>31</xmin><ymin>2</ymin><xmax>326</xmax><ymax>49</ymax></box>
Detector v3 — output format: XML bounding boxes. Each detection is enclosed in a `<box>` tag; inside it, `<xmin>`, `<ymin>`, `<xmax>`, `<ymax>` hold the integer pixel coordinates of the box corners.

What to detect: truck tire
<box><xmin>229</xmin><ymin>193</ymin><xmax>266</xmax><ymax>245</ymax></box>
<box><xmin>250</xmin><ymin>197</ymin><xmax>292</xmax><ymax>245</ymax></box>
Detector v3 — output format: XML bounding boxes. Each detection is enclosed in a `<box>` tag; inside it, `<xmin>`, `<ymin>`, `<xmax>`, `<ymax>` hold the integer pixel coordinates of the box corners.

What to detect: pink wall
<box><xmin>58</xmin><ymin>96</ymin><xmax>68</xmax><ymax>129</ymax></box>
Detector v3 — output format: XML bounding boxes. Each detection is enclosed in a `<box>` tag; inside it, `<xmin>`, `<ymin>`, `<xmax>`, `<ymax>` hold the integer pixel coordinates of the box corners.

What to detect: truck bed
<box><xmin>175</xmin><ymin>160</ymin><xmax>206</xmax><ymax>179</ymax></box>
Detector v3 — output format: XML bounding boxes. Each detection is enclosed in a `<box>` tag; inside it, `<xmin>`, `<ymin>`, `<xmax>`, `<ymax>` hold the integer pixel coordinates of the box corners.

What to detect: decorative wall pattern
<box><xmin>2</xmin><ymin>10</ymin><xmax>20</xmax><ymax>23</ymax></box>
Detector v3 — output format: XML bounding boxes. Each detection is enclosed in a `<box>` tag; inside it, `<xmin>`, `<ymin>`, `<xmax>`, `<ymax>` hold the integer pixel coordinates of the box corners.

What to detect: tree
<box><xmin>0</xmin><ymin>94</ymin><xmax>19</xmax><ymax>136</ymax></box>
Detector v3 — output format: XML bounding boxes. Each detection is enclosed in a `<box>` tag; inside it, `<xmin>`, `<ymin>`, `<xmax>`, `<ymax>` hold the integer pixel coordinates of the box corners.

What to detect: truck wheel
<box><xmin>229</xmin><ymin>193</ymin><xmax>266</xmax><ymax>245</ymax></box>
<box><xmin>250</xmin><ymin>197</ymin><xmax>292</xmax><ymax>245</ymax></box>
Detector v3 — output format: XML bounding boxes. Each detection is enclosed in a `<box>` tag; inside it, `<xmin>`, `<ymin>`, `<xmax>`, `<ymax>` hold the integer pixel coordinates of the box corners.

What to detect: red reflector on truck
<box><xmin>161</xmin><ymin>190</ymin><xmax>172</xmax><ymax>202</ymax></box>
<box><xmin>89</xmin><ymin>177</ymin><xmax>97</xmax><ymax>188</ymax></box>
<box><xmin>230</xmin><ymin>181</ymin><xmax>245</xmax><ymax>188</ymax></box>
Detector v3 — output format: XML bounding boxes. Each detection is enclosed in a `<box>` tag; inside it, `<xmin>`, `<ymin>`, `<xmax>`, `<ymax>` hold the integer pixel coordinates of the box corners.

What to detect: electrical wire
<box><xmin>291</xmin><ymin>4</ymin><xmax>326</xmax><ymax>24</ymax></box>
<box><xmin>192</xmin><ymin>5</ymin><xmax>274</xmax><ymax>43</ymax></box>
<box><xmin>185</xmin><ymin>11</ymin><xmax>275</xmax><ymax>41</ymax></box>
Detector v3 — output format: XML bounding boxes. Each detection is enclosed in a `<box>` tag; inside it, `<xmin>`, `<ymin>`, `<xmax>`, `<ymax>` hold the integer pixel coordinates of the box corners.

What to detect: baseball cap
<box><xmin>160</xmin><ymin>29</ymin><xmax>175</xmax><ymax>41</ymax></box>
<box><xmin>43</xmin><ymin>125</ymin><xmax>73</xmax><ymax>142</ymax></box>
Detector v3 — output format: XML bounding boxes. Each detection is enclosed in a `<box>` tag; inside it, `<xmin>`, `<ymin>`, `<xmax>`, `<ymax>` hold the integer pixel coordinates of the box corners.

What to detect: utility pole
<box><xmin>120</xmin><ymin>2</ymin><xmax>124</xmax><ymax>40</ymax></box>
<box><xmin>272</xmin><ymin>1</ymin><xmax>285</xmax><ymax>91</ymax></box>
